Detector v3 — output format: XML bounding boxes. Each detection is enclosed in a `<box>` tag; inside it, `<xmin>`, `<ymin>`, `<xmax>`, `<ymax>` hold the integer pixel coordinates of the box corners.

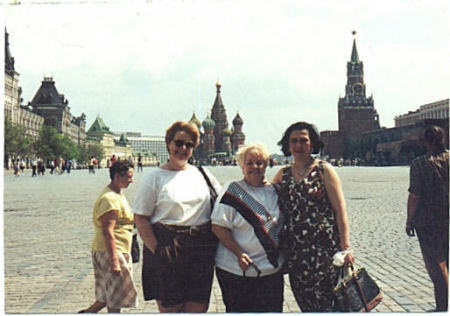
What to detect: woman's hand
<box><xmin>135</xmin><ymin>214</ymin><xmax>159</xmax><ymax>253</ymax></box>
<box><xmin>406</xmin><ymin>221</ymin><xmax>416</xmax><ymax>237</ymax></box>
<box><xmin>344</xmin><ymin>252</ymin><xmax>355</xmax><ymax>265</ymax></box>
<box><xmin>212</xmin><ymin>224</ymin><xmax>251</xmax><ymax>271</ymax></box>
<box><xmin>239</xmin><ymin>253</ymin><xmax>253</xmax><ymax>271</ymax></box>
<box><xmin>111</xmin><ymin>258</ymin><xmax>121</xmax><ymax>275</ymax></box>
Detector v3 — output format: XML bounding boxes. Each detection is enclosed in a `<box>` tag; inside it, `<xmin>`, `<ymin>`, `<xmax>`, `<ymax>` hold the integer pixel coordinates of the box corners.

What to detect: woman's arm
<box><xmin>271</xmin><ymin>168</ymin><xmax>283</xmax><ymax>184</ymax></box>
<box><xmin>100</xmin><ymin>210</ymin><xmax>121</xmax><ymax>274</ymax></box>
<box><xmin>323</xmin><ymin>163</ymin><xmax>354</xmax><ymax>263</ymax></box>
<box><xmin>135</xmin><ymin>214</ymin><xmax>158</xmax><ymax>253</ymax></box>
<box><xmin>212</xmin><ymin>224</ymin><xmax>252</xmax><ymax>271</ymax></box>
<box><xmin>406</xmin><ymin>193</ymin><xmax>420</xmax><ymax>236</ymax></box>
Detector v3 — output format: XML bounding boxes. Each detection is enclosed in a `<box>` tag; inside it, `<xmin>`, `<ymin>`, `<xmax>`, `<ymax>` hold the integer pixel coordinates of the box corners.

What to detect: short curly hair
<box><xmin>109</xmin><ymin>160</ymin><xmax>132</xmax><ymax>180</ymax></box>
<box><xmin>165</xmin><ymin>121</ymin><xmax>200</xmax><ymax>147</ymax></box>
<box><xmin>423</xmin><ymin>125</ymin><xmax>446</xmax><ymax>151</ymax></box>
<box><xmin>277</xmin><ymin>121</ymin><xmax>324</xmax><ymax>156</ymax></box>
<box><xmin>236</xmin><ymin>143</ymin><xmax>270</xmax><ymax>169</ymax></box>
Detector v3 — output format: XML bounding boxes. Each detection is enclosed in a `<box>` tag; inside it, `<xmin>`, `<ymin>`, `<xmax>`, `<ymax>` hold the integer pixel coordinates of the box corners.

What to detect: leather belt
<box><xmin>158</xmin><ymin>222</ymin><xmax>211</xmax><ymax>236</ymax></box>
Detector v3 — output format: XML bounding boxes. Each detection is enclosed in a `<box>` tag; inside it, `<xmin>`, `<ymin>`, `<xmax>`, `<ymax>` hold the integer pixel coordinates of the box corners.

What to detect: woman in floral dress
<box><xmin>272</xmin><ymin>121</ymin><xmax>355</xmax><ymax>312</ymax></box>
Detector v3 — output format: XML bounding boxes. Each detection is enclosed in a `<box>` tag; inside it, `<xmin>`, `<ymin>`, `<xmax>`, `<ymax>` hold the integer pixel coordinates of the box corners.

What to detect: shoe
<box><xmin>78</xmin><ymin>310</ymin><xmax>86</xmax><ymax>313</ymax></box>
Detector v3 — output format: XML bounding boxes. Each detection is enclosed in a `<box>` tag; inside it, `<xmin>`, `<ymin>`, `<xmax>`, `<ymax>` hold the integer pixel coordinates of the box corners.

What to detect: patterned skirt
<box><xmin>92</xmin><ymin>250</ymin><xmax>138</xmax><ymax>309</ymax></box>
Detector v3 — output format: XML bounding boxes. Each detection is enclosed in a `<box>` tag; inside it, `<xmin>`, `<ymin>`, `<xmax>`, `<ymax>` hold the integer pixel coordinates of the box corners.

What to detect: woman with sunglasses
<box><xmin>211</xmin><ymin>143</ymin><xmax>285</xmax><ymax>312</ymax></box>
<box><xmin>272</xmin><ymin>121</ymin><xmax>354</xmax><ymax>312</ymax></box>
<box><xmin>133</xmin><ymin>121</ymin><xmax>221</xmax><ymax>313</ymax></box>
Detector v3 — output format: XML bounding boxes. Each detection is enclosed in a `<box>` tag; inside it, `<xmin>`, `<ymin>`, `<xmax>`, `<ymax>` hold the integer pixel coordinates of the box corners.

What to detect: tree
<box><xmin>35</xmin><ymin>125</ymin><xmax>81</xmax><ymax>161</ymax></box>
<box><xmin>85</xmin><ymin>142</ymin><xmax>105</xmax><ymax>162</ymax></box>
<box><xmin>4</xmin><ymin>118</ymin><xmax>35</xmax><ymax>160</ymax></box>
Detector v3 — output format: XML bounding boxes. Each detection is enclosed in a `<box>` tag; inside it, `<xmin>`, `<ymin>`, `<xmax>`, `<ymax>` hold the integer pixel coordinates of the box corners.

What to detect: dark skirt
<box><xmin>142</xmin><ymin>223</ymin><xmax>217</xmax><ymax>307</ymax></box>
<box><xmin>215</xmin><ymin>267</ymin><xmax>284</xmax><ymax>313</ymax></box>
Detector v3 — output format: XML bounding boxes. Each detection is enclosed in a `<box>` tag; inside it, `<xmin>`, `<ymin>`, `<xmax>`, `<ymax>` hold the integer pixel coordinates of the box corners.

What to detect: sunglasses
<box><xmin>173</xmin><ymin>139</ymin><xmax>195</xmax><ymax>148</ymax></box>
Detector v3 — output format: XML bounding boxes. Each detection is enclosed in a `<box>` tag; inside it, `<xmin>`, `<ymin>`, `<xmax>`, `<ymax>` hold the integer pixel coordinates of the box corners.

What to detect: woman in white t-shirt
<box><xmin>133</xmin><ymin>121</ymin><xmax>221</xmax><ymax>313</ymax></box>
<box><xmin>211</xmin><ymin>143</ymin><xmax>285</xmax><ymax>312</ymax></box>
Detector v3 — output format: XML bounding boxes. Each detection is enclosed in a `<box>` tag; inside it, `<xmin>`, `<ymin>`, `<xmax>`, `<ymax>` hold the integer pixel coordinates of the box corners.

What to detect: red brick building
<box><xmin>321</xmin><ymin>33</ymin><xmax>380</xmax><ymax>159</ymax></box>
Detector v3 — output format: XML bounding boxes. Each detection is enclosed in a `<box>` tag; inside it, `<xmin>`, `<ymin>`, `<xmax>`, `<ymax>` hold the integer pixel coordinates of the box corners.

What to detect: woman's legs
<box><xmin>423</xmin><ymin>256</ymin><xmax>448</xmax><ymax>311</ymax></box>
<box><xmin>216</xmin><ymin>267</ymin><xmax>283</xmax><ymax>312</ymax></box>
<box><xmin>182</xmin><ymin>301</ymin><xmax>209</xmax><ymax>313</ymax></box>
<box><xmin>81</xmin><ymin>300</ymin><xmax>106</xmax><ymax>313</ymax></box>
<box><xmin>156</xmin><ymin>300</ymin><xmax>183</xmax><ymax>313</ymax></box>
<box><xmin>417</xmin><ymin>227</ymin><xmax>449</xmax><ymax>311</ymax></box>
<box><xmin>156</xmin><ymin>300</ymin><xmax>208</xmax><ymax>313</ymax></box>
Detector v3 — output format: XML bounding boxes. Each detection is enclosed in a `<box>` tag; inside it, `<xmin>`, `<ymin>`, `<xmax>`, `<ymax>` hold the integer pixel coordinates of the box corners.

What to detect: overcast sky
<box><xmin>4</xmin><ymin>0</ymin><xmax>450</xmax><ymax>154</ymax></box>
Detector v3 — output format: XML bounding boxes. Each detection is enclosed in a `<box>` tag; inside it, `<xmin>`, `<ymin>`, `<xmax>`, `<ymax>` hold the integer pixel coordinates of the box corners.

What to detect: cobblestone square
<box><xmin>3</xmin><ymin>166</ymin><xmax>435</xmax><ymax>313</ymax></box>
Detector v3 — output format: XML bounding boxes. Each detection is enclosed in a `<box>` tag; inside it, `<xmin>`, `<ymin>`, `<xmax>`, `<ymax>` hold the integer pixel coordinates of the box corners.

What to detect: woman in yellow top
<box><xmin>80</xmin><ymin>161</ymin><xmax>137</xmax><ymax>313</ymax></box>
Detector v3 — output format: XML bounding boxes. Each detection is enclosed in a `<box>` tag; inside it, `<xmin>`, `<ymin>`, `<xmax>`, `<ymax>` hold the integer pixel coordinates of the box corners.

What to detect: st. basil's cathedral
<box><xmin>188</xmin><ymin>81</ymin><xmax>245</xmax><ymax>163</ymax></box>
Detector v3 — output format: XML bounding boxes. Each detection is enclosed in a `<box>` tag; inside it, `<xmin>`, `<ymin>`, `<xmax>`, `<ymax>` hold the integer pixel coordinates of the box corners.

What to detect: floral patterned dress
<box><xmin>277</xmin><ymin>160</ymin><xmax>340</xmax><ymax>312</ymax></box>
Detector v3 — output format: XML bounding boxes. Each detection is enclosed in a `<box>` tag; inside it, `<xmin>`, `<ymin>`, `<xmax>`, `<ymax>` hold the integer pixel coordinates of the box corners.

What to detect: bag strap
<box><xmin>350</xmin><ymin>267</ymin><xmax>370</xmax><ymax>312</ymax></box>
<box><xmin>197</xmin><ymin>166</ymin><xmax>217</xmax><ymax>196</ymax></box>
<box><xmin>243</xmin><ymin>262</ymin><xmax>262</xmax><ymax>278</ymax></box>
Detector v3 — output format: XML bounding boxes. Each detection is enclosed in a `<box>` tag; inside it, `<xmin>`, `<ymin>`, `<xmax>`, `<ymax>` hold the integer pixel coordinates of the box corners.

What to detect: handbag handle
<box><xmin>243</xmin><ymin>262</ymin><xmax>261</xmax><ymax>278</ymax></box>
<box><xmin>337</xmin><ymin>263</ymin><xmax>355</xmax><ymax>287</ymax></box>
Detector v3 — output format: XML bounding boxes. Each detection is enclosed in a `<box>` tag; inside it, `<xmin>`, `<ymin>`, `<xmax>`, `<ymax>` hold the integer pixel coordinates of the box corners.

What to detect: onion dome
<box><xmin>222</xmin><ymin>128</ymin><xmax>232</xmax><ymax>136</ymax></box>
<box><xmin>202</xmin><ymin>113</ymin><xmax>216</xmax><ymax>129</ymax></box>
<box><xmin>232</xmin><ymin>112</ymin><xmax>243</xmax><ymax>125</ymax></box>
<box><xmin>189</xmin><ymin>112</ymin><xmax>202</xmax><ymax>129</ymax></box>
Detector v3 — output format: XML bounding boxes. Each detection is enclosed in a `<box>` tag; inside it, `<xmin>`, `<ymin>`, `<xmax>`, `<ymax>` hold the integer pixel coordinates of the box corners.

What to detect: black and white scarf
<box><xmin>220</xmin><ymin>181</ymin><xmax>283</xmax><ymax>268</ymax></box>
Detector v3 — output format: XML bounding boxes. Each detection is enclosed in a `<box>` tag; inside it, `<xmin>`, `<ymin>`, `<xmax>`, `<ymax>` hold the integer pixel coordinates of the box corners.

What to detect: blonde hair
<box><xmin>236</xmin><ymin>143</ymin><xmax>270</xmax><ymax>168</ymax></box>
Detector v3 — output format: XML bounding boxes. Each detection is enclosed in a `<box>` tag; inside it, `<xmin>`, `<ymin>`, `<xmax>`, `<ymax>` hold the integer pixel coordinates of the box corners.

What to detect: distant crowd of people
<box><xmin>8</xmin><ymin>153</ymin><xmax>148</xmax><ymax>177</ymax></box>
<box><xmin>11</xmin><ymin>156</ymin><xmax>75</xmax><ymax>177</ymax></box>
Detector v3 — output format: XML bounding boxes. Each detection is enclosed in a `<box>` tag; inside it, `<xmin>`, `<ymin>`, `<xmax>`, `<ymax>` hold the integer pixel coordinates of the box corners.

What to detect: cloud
<box><xmin>5</xmin><ymin>0</ymin><xmax>450</xmax><ymax>153</ymax></box>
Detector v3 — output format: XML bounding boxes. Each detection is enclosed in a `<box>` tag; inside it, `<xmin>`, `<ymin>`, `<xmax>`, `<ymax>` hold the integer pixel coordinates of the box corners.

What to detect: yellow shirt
<box><xmin>91</xmin><ymin>186</ymin><xmax>134</xmax><ymax>253</ymax></box>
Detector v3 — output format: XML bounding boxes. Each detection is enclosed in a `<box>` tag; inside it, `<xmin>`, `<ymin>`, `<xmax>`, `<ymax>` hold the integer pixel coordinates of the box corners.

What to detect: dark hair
<box><xmin>109</xmin><ymin>160</ymin><xmax>131</xmax><ymax>180</ymax></box>
<box><xmin>165</xmin><ymin>121</ymin><xmax>200</xmax><ymax>147</ymax></box>
<box><xmin>423</xmin><ymin>125</ymin><xmax>446</xmax><ymax>151</ymax></box>
<box><xmin>278</xmin><ymin>121</ymin><xmax>324</xmax><ymax>156</ymax></box>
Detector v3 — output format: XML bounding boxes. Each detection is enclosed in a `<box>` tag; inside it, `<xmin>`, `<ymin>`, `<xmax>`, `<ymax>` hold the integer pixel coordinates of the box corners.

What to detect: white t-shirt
<box><xmin>211</xmin><ymin>180</ymin><xmax>284</xmax><ymax>277</ymax></box>
<box><xmin>132</xmin><ymin>166</ymin><xmax>222</xmax><ymax>226</ymax></box>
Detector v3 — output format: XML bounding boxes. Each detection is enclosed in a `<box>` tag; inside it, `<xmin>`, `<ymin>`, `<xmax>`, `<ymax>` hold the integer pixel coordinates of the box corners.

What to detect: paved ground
<box><xmin>3</xmin><ymin>165</ymin><xmax>437</xmax><ymax>313</ymax></box>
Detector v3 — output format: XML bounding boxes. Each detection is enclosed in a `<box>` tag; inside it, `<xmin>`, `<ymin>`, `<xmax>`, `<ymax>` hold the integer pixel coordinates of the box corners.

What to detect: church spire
<box><xmin>210</xmin><ymin>80</ymin><xmax>229</xmax><ymax>153</ymax></box>
<box><xmin>5</xmin><ymin>28</ymin><xmax>15</xmax><ymax>75</ymax></box>
<box><xmin>351</xmin><ymin>30</ymin><xmax>359</xmax><ymax>63</ymax></box>
<box><xmin>216</xmin><ymin>80</ymin><xmax>221</xmax><ymax>93</ymax></box>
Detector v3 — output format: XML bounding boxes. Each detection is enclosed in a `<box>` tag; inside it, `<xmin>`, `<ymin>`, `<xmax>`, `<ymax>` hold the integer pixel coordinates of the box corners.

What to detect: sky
<box><xmin>3</xmin><ymin>0</ymin><xmax>450</xmax><ymax>154</ymax></box>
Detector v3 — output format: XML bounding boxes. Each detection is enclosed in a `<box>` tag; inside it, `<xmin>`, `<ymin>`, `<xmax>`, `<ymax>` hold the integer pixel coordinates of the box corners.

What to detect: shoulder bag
<box><xmin>197</xmin><ymin>166</ymin><xmax>218</xmax><ymax>209</ymax></box>
<box><xmin>131</xmin><ymin>233</ymin><xmax>140</xmax><ymax>263</ymax></box>
<box><xmin>333</xmin><ymin>264</ymin><xmax>383</xmax><ymax>312</ymax></box>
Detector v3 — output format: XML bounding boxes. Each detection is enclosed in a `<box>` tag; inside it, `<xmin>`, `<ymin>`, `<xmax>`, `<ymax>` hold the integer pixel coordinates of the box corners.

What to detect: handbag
<box><xmin>197</xmin><ymin>166</ymin><xmax>218</xmax><ymax>209</ymax></box>
<box><xmin>131</xmin><ymin>233</ymin><xmax>140</xmax><ymax>263</ymax></box>
<box><xmin>333</xmin><ymin>264</ymin><xmax>383</xmax><ymax>312</ymax></box>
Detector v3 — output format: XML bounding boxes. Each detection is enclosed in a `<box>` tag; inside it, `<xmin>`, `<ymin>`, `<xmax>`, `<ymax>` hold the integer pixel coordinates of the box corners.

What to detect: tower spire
<box><xmin>351</xmin><ymin>30</ymin><xmax>359</xmax><ymax>63</ymax></box>
<box><xmin>5</xmin><ymin>28</ymin><xmax>15</xmax><ymax>74</ymax></box>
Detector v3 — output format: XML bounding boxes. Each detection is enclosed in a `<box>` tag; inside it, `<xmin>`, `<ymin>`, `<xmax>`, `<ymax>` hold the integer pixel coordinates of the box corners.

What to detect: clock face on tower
<box><xmin>352</xmin><ymin>83</ymin><xmax>363</xmax><ymax>95</ymax></box>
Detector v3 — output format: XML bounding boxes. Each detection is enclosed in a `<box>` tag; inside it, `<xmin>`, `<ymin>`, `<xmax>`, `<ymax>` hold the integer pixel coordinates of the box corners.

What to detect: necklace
<box><xmin>292</xmin><ymin>157</ymin><xmax>313</xmax><ymax>179</ymax></box>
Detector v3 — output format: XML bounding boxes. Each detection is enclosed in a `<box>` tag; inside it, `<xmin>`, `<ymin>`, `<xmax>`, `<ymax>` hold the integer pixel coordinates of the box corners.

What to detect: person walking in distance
<box><xmin>137</xmin><ymin>154</ymin><xmax>143</xmax><ymax>172</ymax></box>
<box><xmin>31</xmin><ymin>158</ymin><xmax>37</xmax><ymax>177</ymax></box>
<box><xmin>406</xmin><ymin>125</ymin><xmax>449</xmax><ymax>312</ymax></box>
